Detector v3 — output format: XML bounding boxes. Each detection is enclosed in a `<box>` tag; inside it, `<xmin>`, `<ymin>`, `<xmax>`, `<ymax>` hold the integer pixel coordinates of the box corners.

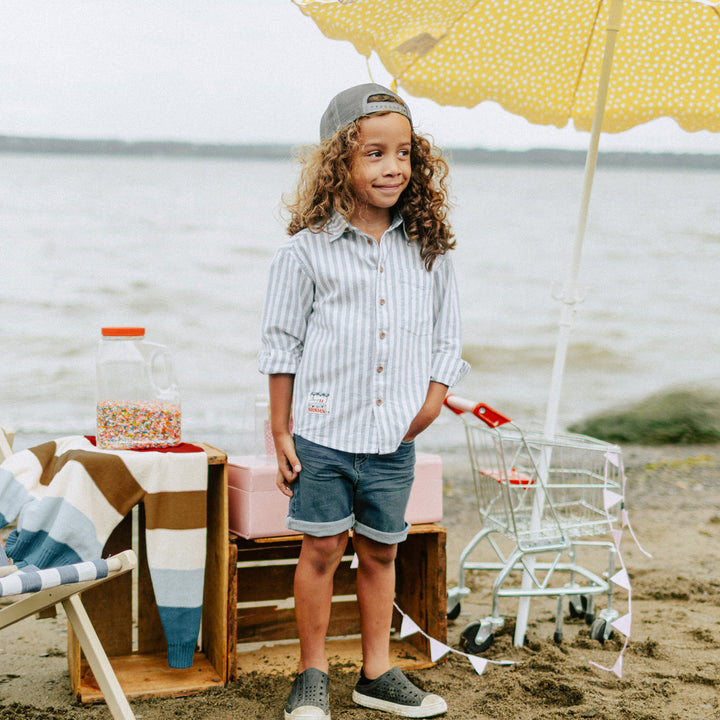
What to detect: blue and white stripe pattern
<box><xmin>0</xmin><ymin>558</ymin><xmax>109</xmax><ymax>597</ymax></box>
<box><xmin>0</xmin><ymin>436</ymin><xmax>208</xmax><ymax>669</ymax></box>
<box><xmin>259</xmin><ymin>212</ymin><xmax>470</xmax><ymax>454</ymax></box>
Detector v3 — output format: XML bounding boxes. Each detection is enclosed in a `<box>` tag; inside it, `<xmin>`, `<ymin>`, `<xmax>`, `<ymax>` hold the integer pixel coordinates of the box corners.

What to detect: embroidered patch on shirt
<box><xmin>307</xmin><ymin>391</ymin><xmax>332</xmax><ymax>415</ymax></box>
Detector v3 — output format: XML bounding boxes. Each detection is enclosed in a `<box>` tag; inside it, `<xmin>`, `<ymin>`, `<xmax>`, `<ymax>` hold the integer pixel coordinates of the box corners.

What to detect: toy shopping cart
<box><xmin>444</xmin><ymin>395</ymin><xmax>622</xmax><ymax>652</ymax></box>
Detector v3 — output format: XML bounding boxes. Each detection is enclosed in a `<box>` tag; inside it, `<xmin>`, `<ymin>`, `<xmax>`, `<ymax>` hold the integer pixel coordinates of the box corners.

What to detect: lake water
<box><xmin>2</xmin><ymin>151</ymin><xmax>719</xmax><ymax>456</ymax></box>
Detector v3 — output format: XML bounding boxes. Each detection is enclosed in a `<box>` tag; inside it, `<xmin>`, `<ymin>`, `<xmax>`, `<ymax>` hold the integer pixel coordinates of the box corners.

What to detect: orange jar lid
<box><xmin>101</xmin><ymin>327</ymin><xmax>145</xmax><ymax>337</ymax></box>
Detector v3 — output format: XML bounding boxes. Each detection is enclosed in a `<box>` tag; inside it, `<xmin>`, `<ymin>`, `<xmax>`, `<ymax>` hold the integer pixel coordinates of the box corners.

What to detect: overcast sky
<box><xmin>2</xmin><ymin>0</ymin><xmax>719</xmax><ymax>153</ymax></box>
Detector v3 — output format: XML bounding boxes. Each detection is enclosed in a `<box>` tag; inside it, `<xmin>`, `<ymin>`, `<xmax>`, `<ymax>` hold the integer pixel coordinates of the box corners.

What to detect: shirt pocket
<box><xmin>398</xmin><ymin>274</ymin><xmax>433</xmax><ymax>337</ymax></box>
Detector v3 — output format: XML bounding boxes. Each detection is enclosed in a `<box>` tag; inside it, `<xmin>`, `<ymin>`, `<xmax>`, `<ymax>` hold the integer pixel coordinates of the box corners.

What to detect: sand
<box><xmin>2</xmin><ymin>443</ymin><xmax>719</xmax><ymax>719</ymax></box>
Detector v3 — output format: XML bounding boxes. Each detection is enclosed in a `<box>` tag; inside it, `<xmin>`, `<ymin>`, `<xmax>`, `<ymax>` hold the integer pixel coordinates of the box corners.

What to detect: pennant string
<box><xmin>391</xmin><ymin>601</ymin><xmax>515</xmax><ymax>671</ymax></box>
<box><xmin>384</xmin><ymin>450</ymin><xmax>647</xmax><ymax>680</ymax></box>
<box><xmin>621</xmin><ymin>510</ymin><xmax>653</xmax><ymax>557</ymax></box>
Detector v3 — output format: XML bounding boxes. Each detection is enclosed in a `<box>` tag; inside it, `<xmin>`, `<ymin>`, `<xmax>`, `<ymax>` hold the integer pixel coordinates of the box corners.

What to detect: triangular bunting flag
<box><xmin>429</xmin><ymin>638</ymin><xmax>451</xmax><ymax>663</ymax></box>
<box><xmin>611</xmin><ymin>613</ymin><xmax>632</xmax><ymax>637</ymax></box>
<box><xmin>468</xmin><ymin>656</ymin><xmax>488</xmax><ymax>675</ymax></box>
<box><xmin>611</xmin><ymin>528</ymin><xmax>623</xmax><ymax>550</ymax></box>
<box><xmin>400</xmin><ymin>614</ymin><xmax>421</xmax><ymax>639</ymax></box>
<box><xmin>605</xmin><ymin>451</ymin><xmax>620</xmax><ymax>467</ymax></box>
<box><xmin>604</xmin><ymin>489</ymin><xmax>623</xmax><ymax>511</ymax></box>
<box><xmin>611</xmin><ymin>568</ymin><xmax>631</xmax><ymax>591</ymax></box>
<box><xmin>350</xmin><ymin>553</ymin><xmax>359</xmax><ymax>569</ymax></box>
<box><xmin>611</xmin><ymin>655</ymin><xmax>623</xmax><ymax>678</ymax></box>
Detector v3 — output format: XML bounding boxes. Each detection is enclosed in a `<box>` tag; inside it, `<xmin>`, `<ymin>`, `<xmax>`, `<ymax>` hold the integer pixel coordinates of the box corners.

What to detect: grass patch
<box><xmin>568</xmin><ymin>388</ymin><xmax>720</xmax><ymax>445</ymax></box>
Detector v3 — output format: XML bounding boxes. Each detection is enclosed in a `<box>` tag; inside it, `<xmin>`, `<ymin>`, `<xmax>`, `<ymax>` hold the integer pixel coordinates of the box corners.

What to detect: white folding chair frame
<box><xmin>0</xmin><ymin>550</ymin><xmax>138</xmax><ymax>720</ymax></box>
<box><xmin>0</xmin><ymin>427</ymin><xmax>14</xmax><ymax>463</ymax></box>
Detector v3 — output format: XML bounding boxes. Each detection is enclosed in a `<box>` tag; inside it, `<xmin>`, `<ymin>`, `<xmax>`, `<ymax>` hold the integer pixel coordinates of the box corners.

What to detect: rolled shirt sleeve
<box><xmin>258</xmin><ymin>243</ymin><xmax>314</xmax><ymax>375</ymax></box>
<box><xmin>430</xmin><ymin>254</ymin><xmax>471</xmax><ymax>388</ymax></box>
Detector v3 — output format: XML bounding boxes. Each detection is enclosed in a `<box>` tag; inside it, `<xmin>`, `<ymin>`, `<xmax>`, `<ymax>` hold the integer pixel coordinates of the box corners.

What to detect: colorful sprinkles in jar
<box><xmin>97</xmin><ymin>400</ymin><xmax>181</xmax><ymax>449</ymax></box>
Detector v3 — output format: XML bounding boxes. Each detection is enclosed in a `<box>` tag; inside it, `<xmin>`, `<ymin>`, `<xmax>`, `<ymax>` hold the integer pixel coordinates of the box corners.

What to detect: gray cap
<box><xmin>319</xmin><ymin>83</ymin><xmax>412</xmax><ymax>141</ymax></box>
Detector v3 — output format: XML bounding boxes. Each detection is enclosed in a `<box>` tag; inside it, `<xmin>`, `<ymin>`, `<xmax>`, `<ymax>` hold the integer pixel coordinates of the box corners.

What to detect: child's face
<box><xmin>350</xmin><ymin>112</ymin><xmax>412</xmax><ymax>222</ymax></box>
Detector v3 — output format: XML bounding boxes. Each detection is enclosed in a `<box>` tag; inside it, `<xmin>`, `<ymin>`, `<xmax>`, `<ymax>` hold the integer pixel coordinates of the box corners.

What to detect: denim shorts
<box><xmin>287</xmin><ymin>435</ymin><xmax>415</xmax><ymax>544</ymax></box>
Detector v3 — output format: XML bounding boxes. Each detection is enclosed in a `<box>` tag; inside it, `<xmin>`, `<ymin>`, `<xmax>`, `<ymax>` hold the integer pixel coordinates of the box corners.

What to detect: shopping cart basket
<box><xmin>444</xmin><ymin>395</ymin><xmax>622</xmax><ymax>652</ymax></box>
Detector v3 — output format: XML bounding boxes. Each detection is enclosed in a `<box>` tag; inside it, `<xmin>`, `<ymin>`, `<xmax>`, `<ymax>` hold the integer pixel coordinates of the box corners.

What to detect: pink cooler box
<box><xmin>227</xmin><ymin>452</ymin><xmax>443</xmax><ymax>539</ymax></box>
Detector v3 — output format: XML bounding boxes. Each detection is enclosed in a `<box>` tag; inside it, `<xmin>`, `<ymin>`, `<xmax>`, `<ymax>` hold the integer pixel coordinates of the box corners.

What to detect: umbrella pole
<box><xmin>543</xmin><ymin>0</ymin><xmax>625</xmax><ymax>440</ymax></box>
<box><xmin>513</xmin><ymin>0</ymin><xmax>625</xmax><ymax>647</ymax></box>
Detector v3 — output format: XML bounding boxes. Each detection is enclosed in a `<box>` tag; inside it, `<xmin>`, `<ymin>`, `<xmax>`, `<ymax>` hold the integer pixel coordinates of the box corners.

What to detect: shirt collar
<box><xmin>323</xmin><ymin>211</ymin><xmax>405</xmax><ymax>242</ymax></box>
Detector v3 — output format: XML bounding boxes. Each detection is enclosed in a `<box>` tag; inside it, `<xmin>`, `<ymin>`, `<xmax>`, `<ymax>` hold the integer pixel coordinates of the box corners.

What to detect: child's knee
<box><xmin>301</xmin><ymin>533</ymin><xmax>348</xmax><ymax>572</ymax></box>
<box><xmin>355</xmin><ymin>536</ymin><xmax>397</xmax><ymax>567</ymax></box>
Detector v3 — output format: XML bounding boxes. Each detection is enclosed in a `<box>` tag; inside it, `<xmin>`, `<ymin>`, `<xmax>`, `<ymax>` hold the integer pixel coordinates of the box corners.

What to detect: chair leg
<box><xmin>62</xmin><ymin>594</ymin><xmax>136</xmax><ymax>720</ymax></box>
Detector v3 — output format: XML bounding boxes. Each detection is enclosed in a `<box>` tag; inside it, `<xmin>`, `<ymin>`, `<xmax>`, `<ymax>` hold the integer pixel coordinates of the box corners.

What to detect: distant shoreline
<box><xmin>1</xmin><ymin>134</ymin><xmax>718</xmax><ymax>169</ymax></box>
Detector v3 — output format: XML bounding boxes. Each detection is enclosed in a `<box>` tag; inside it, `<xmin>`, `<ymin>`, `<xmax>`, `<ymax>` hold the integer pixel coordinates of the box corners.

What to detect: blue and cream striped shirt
<box><xmin>259</xmin><ymin>212</ymin><xmax>470</xmax><ymax>454</ymax></box>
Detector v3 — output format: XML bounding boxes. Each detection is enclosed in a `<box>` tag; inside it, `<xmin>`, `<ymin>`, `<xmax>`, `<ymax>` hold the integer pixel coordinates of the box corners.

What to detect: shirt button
<box><xmin>367</xmin><ymin>238</ymin><xmax>373</xmax><ymax>245</ymax></box>
<box><xmin>376</xmin><ymin>398</ymin><xmax>383</xmax><ymax>406</ymax></box>
<box><xmin>379</xmin><ymin>265</ymin><xmax>384</xmax><ymax>272</ymax></box>
<box><xmin>379</xmin><ymin>298</ymin><xmax>386</xmax><ymax>306</ymax></box>
<box><xmin>379</xmin><ymin>331</ymin><xmax>386</xmax><ymax>339</ymax></box>
<box><xmin>377</xmin><ymin>366</ymin><xmax>384</xmax><ymax>373</ymax></box>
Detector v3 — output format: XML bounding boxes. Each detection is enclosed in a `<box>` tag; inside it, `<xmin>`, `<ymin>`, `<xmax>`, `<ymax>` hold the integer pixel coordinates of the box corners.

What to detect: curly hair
<box><xmin>284</xmin><ymin>114</ymin><xmax>454</xmax><ymax>270</ymax></box>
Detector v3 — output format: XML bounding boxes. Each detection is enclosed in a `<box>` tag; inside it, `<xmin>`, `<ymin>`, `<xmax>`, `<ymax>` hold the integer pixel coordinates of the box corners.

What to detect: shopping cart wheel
<box><xmin>447</xmin><ymin>601</ymin><xmax>462</xmax><ymax>621</ymax></box>
<box><xmin>553</xmin><ymin>630</ymin><xmax>563</xmax><ymax>644</ymax></box>
<box><xmin>589</xmin><ymin>617</ymin><xmax>614</xmax><ymax>644</ymax></box>
<box><xmin>568</xmin><ymin>594</ymin><xmax>588</xmax><ymax>619</ymax></box>
<box><xmin>460</xmin><ymin>621</ymin><xmax>494</xmax><ymax>654</ymax></box>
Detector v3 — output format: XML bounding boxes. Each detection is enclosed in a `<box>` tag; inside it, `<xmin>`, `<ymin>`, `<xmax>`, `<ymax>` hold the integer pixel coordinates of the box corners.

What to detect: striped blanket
<box><xmin>0</xmin><ymin>557</ymin><xmax>111</xmax><ymax>596</ymax></box>
<box><xmin>0</xmin><ymin>436</ymin><xmax>208</xmax><ymax>669</ymax></box>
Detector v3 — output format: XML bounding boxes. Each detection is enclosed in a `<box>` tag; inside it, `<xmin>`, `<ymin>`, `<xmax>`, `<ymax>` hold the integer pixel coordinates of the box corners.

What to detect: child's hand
<box><xmin>403</xmin><ymin>381</ymin><xmax>447</xmax><ymax>441</ymax></box>
<box><xmin>274</xmin><ymin>434</ymin><xmax>302</xmax><ymax>497</ymax></box>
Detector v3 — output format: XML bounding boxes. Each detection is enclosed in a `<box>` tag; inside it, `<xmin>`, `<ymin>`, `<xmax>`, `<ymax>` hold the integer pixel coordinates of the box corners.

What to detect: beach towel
<box><xmin>0</xmin><ymin>436</ymin><xmax>208</xmax><ymax>669</ymax></box>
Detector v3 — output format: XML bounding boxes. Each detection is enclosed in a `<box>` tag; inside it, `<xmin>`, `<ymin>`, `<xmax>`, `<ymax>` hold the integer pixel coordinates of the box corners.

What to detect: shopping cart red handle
<box><xmin>443</xmin><ymin>394</ymin><xmax>512</xmax><ymax>428</ymax></box>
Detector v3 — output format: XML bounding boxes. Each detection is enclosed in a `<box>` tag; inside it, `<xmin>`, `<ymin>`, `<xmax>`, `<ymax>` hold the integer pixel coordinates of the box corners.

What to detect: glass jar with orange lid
<box><xmin>96</xmin><ymin>327</ymin><xmax>181</xmax><ymax>449</ymax></box>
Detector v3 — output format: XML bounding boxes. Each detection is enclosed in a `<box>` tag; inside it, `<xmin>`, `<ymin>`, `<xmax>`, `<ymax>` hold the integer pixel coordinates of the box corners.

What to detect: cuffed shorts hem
<box><xmin>353</xmin><ymin>519</ymin><xmax>411</xmax><ymax>545</ymax></box>
<box><xmin>285</xmin><ymin>514</ymin><xmax>354</xmax><ymax>538</ymax></box>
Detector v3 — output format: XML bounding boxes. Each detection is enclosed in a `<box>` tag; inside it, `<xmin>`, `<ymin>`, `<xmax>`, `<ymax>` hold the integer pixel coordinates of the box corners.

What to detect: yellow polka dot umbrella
<box><xmin>295</xmin><ymin>0</ymin><xmax>719</xmax><ymax>134</ymax></box>
<box><xmin>296</xmin><ymin>0</ymin><xmax>719</xmax><ymax>647</ymax></box>
<box><xmin>296</xmin><ymin>0</ymin><xmax>719</xmax><ymax>434</ymax></box>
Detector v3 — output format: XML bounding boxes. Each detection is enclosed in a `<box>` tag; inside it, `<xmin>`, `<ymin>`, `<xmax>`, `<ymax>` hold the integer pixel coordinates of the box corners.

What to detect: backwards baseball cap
<box><xmin>320</xmin><ymin>83</ymin><xmax>412</xmax><ymax>141</ymax></box>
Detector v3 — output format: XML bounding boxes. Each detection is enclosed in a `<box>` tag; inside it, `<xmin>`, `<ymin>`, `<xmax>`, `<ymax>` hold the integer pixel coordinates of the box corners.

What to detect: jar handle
<box><xmin>149</xmin><ymin>349</ymin><xmax>178</xmax><ymax>396</ymax></box>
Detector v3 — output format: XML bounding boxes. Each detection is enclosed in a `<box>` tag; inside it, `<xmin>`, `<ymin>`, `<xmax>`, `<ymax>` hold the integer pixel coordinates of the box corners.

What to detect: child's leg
<box><xmin>352</xmin><ymin>536</ymin><xmax>448</xmax><ymax>718</ymax></box>
<box><xmin>353</xmin><ymin>533</ymin><xmax>397</xmax><ymax>679</ymax></box>
<box><xmin>294</xmin><ymin>531</ymin><xmax>349</xmax><ymax>673</ymax></box>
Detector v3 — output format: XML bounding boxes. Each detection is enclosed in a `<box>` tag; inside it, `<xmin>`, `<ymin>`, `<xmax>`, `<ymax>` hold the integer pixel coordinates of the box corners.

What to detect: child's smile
<box><xmin>349</xmin><ymin>112</ymin><xmax>412</xmax><ymax>235</ymax></box>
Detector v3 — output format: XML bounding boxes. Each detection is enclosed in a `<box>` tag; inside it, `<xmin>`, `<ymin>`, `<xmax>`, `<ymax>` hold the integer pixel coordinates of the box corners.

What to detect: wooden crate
<box><xmin>230</xmin><ymin>524</ymin><xmax>447</xmax><ymax>677</ymax></box>
<box><xmin>68</xmin><ymin>444</ymin><xmax>232</xmax><ymax>703</ymax></box>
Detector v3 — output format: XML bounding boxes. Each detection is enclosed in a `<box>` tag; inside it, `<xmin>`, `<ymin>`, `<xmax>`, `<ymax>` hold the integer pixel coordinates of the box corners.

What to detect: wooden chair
<box><xmin>0</xmin><ymin>550</ymin><xmax>138</xmax><ymax>720</ymax></box>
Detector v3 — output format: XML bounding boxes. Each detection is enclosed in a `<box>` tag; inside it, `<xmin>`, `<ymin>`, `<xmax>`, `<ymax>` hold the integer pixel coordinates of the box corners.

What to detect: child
<box><xmin>259</xmin><ymin>83</ymin><xmax>469</xmax><ymax>720</ymax></box>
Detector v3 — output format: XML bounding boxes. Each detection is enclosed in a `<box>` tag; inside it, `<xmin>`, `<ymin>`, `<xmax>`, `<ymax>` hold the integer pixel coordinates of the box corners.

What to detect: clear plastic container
<box><xmin>96</xmin><ymin>327</ymin><xmax>181</xmax><ymax>449</ymax></box>
<box><xmin>254</xmin><ymin>394</ymin><xmax>275</xmax><ymax>457</ymax></box>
